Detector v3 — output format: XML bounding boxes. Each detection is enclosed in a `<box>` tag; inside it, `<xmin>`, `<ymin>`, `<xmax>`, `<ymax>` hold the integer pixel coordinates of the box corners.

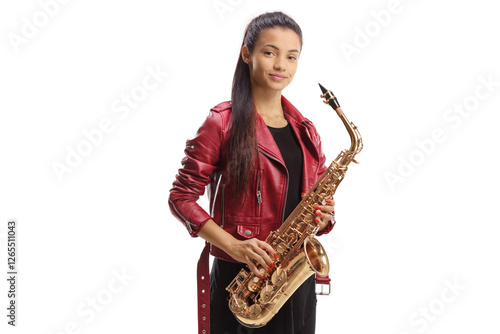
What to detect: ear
<box><xmin>241</xmin><ymin>45</ymin><xmax>250</xmax><ymax>63</ymax></box>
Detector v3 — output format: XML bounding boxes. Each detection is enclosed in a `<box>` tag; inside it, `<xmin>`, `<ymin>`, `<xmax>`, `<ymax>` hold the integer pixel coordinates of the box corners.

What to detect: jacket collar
<box><xmin>256</xmin><ymin>95</ymin><xmax>317</xmax><ymax>165</ymax></box>
<box><xmin>281</xmin><ymin>95</ymin><xmax>308</xmax><ymax>125</ymax></box>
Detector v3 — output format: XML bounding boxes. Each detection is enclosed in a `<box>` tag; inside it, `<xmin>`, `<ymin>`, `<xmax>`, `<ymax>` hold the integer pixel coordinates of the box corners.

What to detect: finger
<box><xmin>247</xmin><ymin>259</ymin><xmax>262</xmax><ymax>278</ymax></box>
<box><xmin>252</xmin><ymin>243</ymin><xmax>274</xmax><ymax>269</ymax></box>
<box><xmin>315</xmin><ymin>208</ymin><xmax>332</xmax><ymax>221</ymax></box>
<box><xmin>256</xmin><ymin>240</ymin><xmax>276</xmax><ymax>262</ymax></box>
<box><xmin>251</xmin><ymin>252</ymin><xmax>268</xmax><ymax>273</ymax></box>
<box><xmin>313</xmin><ymin>217</ymin><xmax>329</xmax><ymax>232</ymax></box>
<box><xmin>320</xmin><ymin>212</ymin><xmax>333</xmax><ymax>222</ymax></box>
<box><xmin>314</xmin><ymin>207</ymin><xmax>333</xmax><ymax>222</ymax></box>
<box><xmin>247</xmin><ymin>241</ymin><xmax>275</xmax><ymax>277</ymax></box>
<box><xmin>317</xmin><ymin>204</ymin><xmax>334</xmax><ymax>213</ymax></box>
<box><xmin>323</xmin><ymin>198</ymin><xmax>335</xmax><ymax>206</ymax></box>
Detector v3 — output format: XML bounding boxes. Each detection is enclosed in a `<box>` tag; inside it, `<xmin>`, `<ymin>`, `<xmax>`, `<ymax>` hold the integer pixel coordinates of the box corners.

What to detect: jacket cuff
<box><xmin>190</xmin><ymin>217</ymin><xmax>212</xmax><ymax>238</ymax></box>
<box><xmin>168</xmin><ymin>198</ymin><xmax>212</xmax><ymax>238</ymax></box>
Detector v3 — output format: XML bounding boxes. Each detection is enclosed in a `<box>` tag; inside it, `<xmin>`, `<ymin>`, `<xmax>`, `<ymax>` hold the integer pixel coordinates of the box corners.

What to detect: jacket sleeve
<box><xmin>168</xmin><ymin>111</ymin><xmax>224</xmax><ymax>237</ymax></box>
<box><xmin>310</xmin><ymin>124</ymin><xmax>336</xmax><ymax>237</ymax></box>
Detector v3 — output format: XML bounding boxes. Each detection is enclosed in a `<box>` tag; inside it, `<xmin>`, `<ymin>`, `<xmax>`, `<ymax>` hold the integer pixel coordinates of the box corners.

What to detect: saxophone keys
<box><xmin>248</xmin><ymin>304</ymin><xmax>262</xmax><ymax>319</ymax></box>
<box><xmin>228</xmin><ymin>296</ymin><xmax>246</xmax><ymax>314</ymax></box>
<box><xmin>303</xmin><ymin>214</ymin><xmax>312</xmax><ymax>224</ymax></box>
<box><xmin>259</xmin><ymin>285</ymin><xmax>274</xmax><ymax>303</ymax></box>
<box><xmin>285</xmin><ymin>232</ymin><xmax>298</xmax><ymax>244</ymax></box>
<box><xmin>293</xmin><ymin>220</ymin><xmax>306</xmax><ymax>232</ymax></box>
<box><xmin>271</xmin><ymin>268</ymin><xmax>287</xmax><ymax>286</ymax></box>
<box><xmin>276</xmin><ymin>242</ymin><xmax>287</xmax><ymax>254</ymax></box>
<box><xmin>247</xmin><ymin>276</ymin><xmax>262</xmax><ymax>292</ymax></box>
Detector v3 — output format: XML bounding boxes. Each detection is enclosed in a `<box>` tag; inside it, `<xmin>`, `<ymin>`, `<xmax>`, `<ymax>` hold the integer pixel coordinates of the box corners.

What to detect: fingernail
<box><xmin>315</xmin><ymin>217</ymin><xmax>321</xmax><ymax>223</ymax></box>
<box><xmin>314</xmin><ymin>205</ymin><xmax>321</xmax><ymax>210</ymax></box>
<box><xmin>274</xmin><ymin>253</ymin><xmax>277</xmax><ymax>260</ymax></box>
<box><xmin>259</xmin><ymin>275</ymin><xmax>264</xmax><ymax>280</ymax></box>
<box><xmin>268</xmin><ymin>266</ymin><xmax>272</xmax><ymax>272</ymax></box>
<box><xmin>315</xmin><ymin>210</ymin><xmax>322</xmax><ymax>216</ymax></box>
<box><xmin>325</xmin><ymin>199</ymin><xmax>332</xmax><ymax>203</ymax></box>
<box><xmin>301</xmin><ymin>192</ymin><xmax>305</xmax><ymax>197</ymax></box>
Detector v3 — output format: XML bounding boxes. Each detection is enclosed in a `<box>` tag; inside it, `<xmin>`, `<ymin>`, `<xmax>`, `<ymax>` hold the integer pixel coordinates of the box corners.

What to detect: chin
<box><xmin>267</xmin><ymin>81</ymin><xmax>290</xmax><ymax>91</ymax></box>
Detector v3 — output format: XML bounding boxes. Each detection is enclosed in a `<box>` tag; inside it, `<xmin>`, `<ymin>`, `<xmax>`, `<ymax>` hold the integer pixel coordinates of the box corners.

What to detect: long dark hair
<box><xmin>228</xmin><ymin>11</ymin><xmax>303</xmax><ymax>194</ymax></box>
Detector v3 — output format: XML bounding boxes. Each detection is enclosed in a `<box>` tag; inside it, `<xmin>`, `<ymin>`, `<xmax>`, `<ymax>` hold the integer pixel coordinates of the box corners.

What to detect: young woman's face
<box><xmin>243</xmin><ymin>28</ymin><xmax>301</xmax><ymax>93</ymax></box>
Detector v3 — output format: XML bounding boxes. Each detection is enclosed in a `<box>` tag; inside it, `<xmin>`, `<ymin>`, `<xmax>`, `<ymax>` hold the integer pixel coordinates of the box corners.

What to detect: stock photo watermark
<box><xmin>51</xmin><ymin>64</ymin><xmax>168</xmax><ymax>182</ymax></box>
<box><xmin>397</xmin><ymin>277</ymin><xmax>466</xmax><ymax>334</ymax></box>
<box><xmin>340</xmin><ymin>0</ymin><xmax>412</xmax><ymax>64</ymax></box>
<box><xmin>322</xmin><ymin>231</ymin><xmax>342</xmax><ymax>256</ymax></box>
<box><xmin>385</xmin><ymin>73</ymin><xmax>499</xmax><ymax>191</ymax></box>
<box><xmin>212</xmin><ymin>0</ymin><xmax>243</xmax><ymax>20</ymax></box>
<box><xmin>7</xmin><ymin>0</ymin><xmax>72</xmax><ymax>54</ymax></box>
<box><xmin>5</xmin><ymin>220</ymin><xmax>18</xmax><ymax>326</ymax></box>
<box><xmin>47</xmin><ymin>267</ymin><xmax>134</xmax><ymax>334</ymax></box>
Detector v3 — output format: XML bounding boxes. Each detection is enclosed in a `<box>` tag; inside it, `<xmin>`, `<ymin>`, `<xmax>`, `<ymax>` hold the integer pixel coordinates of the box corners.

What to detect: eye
<box><xmin>264</xmin><ymin>51</ymin><xmax>275</xmax><ymax>56</ymax></box>
<box><xmin>288</xmin><ymin>55</ymin><xmax>298</xmax><ymax>61</ymax></box>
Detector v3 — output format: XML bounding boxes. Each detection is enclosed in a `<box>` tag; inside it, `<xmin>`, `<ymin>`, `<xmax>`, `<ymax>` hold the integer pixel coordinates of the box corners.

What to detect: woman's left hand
<box><xmin>313</xmin><ymin>198</ymin><xmax>335</xmax><ymax>232</ymax></box>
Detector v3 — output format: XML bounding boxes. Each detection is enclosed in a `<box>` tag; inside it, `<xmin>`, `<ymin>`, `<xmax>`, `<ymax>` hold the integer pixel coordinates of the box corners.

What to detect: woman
<box><xmin>169</xmin><ymin>11</ymin><xmax>336</xmax><ymax>334</ymax></box>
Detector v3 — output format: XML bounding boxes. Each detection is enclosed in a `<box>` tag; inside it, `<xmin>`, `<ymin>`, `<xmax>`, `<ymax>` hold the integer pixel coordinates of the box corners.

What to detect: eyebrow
<box><xmin>263</xmin><ymin>44</ymin><xmax>300</xmax><ymax>53</ymax></box>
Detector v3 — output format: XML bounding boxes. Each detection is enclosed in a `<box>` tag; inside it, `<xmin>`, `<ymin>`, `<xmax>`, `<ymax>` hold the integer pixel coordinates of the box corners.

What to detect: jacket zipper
<box><xmin>259</xmin><ymin>150</ymin><xmax>289</xmax><ymax>227</ymax></box>
<box><xmin>169</xmin><ymin>199</ymin><xmax>194</xmax><ymax>234</ymax></box>
<box><xmin>256</xmin><ymin>170</ymin><xmax>262</xmax><ymax>216</ymax></box>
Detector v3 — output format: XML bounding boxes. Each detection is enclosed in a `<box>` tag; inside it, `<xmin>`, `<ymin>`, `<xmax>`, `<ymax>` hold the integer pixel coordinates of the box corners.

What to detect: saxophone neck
<box><xmin>338</xmin><ymin>110</ymin><xmax>362</xmax><ymax>156</ymax></box>
<box><xmin>319</xmin><ymin>83</ymin><xmax>363</xmax><ymax>163</ymax></box>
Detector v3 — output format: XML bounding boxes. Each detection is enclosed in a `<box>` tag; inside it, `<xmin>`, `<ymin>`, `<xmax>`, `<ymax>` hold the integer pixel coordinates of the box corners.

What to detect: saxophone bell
<box><xmin>304</xmin><ymin>235</ymin><xmax>329</xmax><ymax>277</ymax></box>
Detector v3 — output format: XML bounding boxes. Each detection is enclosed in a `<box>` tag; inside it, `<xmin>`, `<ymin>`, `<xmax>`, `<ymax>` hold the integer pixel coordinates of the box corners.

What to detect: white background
<box><xmin>1</xmin><ymin>0</ymin><xmax>499</xmax><ymax>333</ymax></box>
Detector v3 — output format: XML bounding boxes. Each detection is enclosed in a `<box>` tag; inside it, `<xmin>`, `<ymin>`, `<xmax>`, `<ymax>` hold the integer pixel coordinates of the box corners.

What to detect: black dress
<box><xmin>210</xmin><ymin>122</ymin><xmax>317</xmax><ymax>334</ymax></box>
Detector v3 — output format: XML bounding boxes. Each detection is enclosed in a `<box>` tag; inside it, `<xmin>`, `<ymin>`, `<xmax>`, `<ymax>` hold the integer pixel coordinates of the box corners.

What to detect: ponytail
<box><xmin>228</xmin><ymin>11</ymin><xmax>303</xmax><ymax>194</ymax></box>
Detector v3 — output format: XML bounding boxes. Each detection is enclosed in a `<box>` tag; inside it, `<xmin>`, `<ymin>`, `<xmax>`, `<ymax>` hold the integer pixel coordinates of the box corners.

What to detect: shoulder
<box><xmin>208</xmin><ymin>101</ymin><xmax>232</xmax><ymax>131</ymax></box>
<box><xmin>193</xmin><ymin>101</ymin><xmax>232</xmax><ymax>143</ymax></box>
<box><xmin>211</xmin><ymin>100</ymin><xmax>231</xmax><ymax>113</ymax></box>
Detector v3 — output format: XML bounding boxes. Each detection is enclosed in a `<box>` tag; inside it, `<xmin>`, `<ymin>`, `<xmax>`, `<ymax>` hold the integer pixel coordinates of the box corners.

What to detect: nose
<box><xmin>273</xmin><ymin>56</ymin><xmax>285</xmax><ymax>71</ymax></box>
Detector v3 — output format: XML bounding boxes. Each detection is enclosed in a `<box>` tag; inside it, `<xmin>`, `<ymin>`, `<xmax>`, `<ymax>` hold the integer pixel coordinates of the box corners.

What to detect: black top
<box><xmin>267</xmin><ymin>122</ymin><xmax>303</xmax><ymax>221</ymax></box>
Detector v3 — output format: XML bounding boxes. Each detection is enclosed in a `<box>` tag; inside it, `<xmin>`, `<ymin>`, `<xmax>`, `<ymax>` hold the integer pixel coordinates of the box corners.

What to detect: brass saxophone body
<box><xmin>225</xmin><ymin>84</ymin><xmax>363</xmax><ymax>328</ymax></box>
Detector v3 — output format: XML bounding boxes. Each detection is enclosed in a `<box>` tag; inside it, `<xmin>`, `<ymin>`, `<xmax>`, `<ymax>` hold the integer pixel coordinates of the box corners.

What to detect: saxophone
<box><xmin>226</xmin><ymin>83</ymin><xmax>363</xmax><ymax>328</ymax></box>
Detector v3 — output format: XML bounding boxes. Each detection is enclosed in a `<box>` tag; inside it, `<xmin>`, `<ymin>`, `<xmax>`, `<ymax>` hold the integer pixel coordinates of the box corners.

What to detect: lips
<box><xmin>269</xmin><ymin>73</ymin><xmax>286</xmax><ymax>81</ymax></box>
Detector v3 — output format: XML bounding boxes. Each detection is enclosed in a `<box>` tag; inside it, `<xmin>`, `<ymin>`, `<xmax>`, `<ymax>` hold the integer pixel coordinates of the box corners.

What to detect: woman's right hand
<box><xmin>197</xmin><ymin>220</ymin><xmax>276</xmax><ymax>278</ymax></box>
<box><xmin>227</xmin><ymin>238</ymin><xmax>276</xmax><ymax>278</ymax></box>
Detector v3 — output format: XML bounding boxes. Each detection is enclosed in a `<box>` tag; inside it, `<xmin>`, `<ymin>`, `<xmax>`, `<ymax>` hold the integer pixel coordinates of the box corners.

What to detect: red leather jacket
<box><xmin>169</xmin><ymin>95</ymin><xmax>335</xmax><ymax>262</ymax></box>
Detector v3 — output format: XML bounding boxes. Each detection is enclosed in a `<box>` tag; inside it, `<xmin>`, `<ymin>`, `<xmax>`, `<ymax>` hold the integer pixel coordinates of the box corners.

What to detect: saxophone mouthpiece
<box><xmin>318</xmin><ymin>83</ymin><xmax>341</xmax><ymax>110</ymax></box>
<box><xmin>318</xmin><ymin>83</ymin><xmax>328</xmax><ymax>95</ymax></box>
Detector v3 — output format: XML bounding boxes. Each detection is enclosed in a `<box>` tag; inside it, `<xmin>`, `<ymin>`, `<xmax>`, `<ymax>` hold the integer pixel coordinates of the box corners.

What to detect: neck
<box><xmin>252</xmin><ymin>85</ymin><xmax>283</xmax><ymax>118</ymax></box>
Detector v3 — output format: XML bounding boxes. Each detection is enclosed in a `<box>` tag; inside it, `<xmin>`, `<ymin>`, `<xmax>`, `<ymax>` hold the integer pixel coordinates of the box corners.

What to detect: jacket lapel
<box><xmin>281</xmin><ymin>96</ymin><xmax>321</xmax><ymax>192</ymax></box>
<box><xmin>256</xmin><ymin>112</ymin><xmax>285</xmax><ymax>165</ymax></box>
<box><xmin>255</xmin><ymin>95</ymin><xmax>321</xmax><ymax>192</ymax></box>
